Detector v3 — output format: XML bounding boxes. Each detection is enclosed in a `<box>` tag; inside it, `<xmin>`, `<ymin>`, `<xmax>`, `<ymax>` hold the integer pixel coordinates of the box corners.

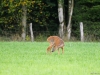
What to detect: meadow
<box><xmin>0</xmin><ymin>42</ymin><xmax>100</xmax><ymax>75</ymax></box>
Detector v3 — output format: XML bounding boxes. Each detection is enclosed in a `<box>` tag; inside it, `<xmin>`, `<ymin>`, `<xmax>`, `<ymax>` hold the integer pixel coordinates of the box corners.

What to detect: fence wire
<box><xmin>0</xmin><ymin>28</ymin><xmax>100</xmax><ymax>42</ymax></box>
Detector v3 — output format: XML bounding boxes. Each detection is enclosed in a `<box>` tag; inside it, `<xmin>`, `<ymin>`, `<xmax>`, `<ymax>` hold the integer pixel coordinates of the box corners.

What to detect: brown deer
<box><xmin>47</xmin><ymin>36</ymin><xmax>64</xmax><ymax>54</ymax></box>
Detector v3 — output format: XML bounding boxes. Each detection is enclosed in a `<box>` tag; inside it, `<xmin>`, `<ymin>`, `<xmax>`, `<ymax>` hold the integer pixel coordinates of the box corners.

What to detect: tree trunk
<box><xmin>67</xmin><ymin>0</ymin><xmax>74</xmax><ymax>40</ymax></box>
<box><xmin>29</xmin><ymin>23</ymin><xmax>34</xmax><ymax>42</ymax></box>
<box><xmin>80</xmin><ymin>22</ymin><xmax>84</xmax><ymax>42</ymax></box>
<box><xmin>58</xmin><ymin>0</ymin><xmax>64</xmax><ymax>39</ymax></box>
<box><xmin>21</xmin><ymin>5</ymin><xmax>27</xmax><ymax>41</ymax></box>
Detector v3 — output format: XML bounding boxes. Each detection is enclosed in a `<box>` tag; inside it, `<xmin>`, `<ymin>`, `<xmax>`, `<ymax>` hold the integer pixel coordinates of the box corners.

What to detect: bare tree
<box><xmin>58</xmin><ymin>0</ymin><xmax>64</xmax><ymax>39</ymax></box>
<box><xmin>21</xmin><ymin>5</ymin><xmax>27</xmax><ymax>41</ymax></box>
<box><xmin>67</xmin><ymin>0</ymin><xmax>74</xmax><ymax>40</ymax></box>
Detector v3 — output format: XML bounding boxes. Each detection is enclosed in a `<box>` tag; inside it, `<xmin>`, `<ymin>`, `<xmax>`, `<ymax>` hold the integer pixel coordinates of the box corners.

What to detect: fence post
<box><xmin>29</xmin><ymin>23</ymin><xmax>34</xmax><ymax>42</ymax></box>
<box><xmin>80</xmin><ymin>22</ymin><xmax>84</xmax><ymax>42</ymax></box>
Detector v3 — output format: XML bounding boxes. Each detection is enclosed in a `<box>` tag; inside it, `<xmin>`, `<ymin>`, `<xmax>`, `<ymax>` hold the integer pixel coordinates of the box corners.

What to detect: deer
<box><xmin>47</xmin><ymin>36</ymin><xmax>64</xmax><ymax>54</ymax></box>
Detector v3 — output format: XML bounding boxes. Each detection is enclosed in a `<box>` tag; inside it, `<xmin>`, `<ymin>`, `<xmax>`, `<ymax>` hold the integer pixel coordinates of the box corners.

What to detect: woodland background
<box><xmin>0</xmin><ymin>0</ymin><xmax>100</xmax><ymax>41</ymax></box>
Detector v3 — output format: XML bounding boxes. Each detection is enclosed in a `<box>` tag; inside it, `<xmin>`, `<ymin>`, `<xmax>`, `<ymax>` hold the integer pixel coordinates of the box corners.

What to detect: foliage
<box><xmin>29</xmin><ymin>0</ymin><xmax>58</xmax><ymax>32</ymax></box>
<box><xmin>0</xmin><ymin>0</ymin><xmax>58</xmax><ymax>34</ymax></box>
<box><xmin>0</xmin><ymin>0</ymin><xmax>35</xmax><ymax>33</ymax></box>
<box><xmin>72</xmin><ymin>0</ymin><xmax>100</xmax><ymax>40</ymax></box>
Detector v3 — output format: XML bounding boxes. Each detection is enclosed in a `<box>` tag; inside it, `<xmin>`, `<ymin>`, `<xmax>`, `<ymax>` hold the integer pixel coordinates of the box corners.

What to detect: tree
<box><xmin>21</xmin><ymin>4</ymin><xmax>27</xmax><ymax>41</ymax></box>
<box><xmin>58</xmin><ymin>0</ymin><xmax>64</xmax><ymax>38</ymax></box>
<box><xmin>67</xmin><ymin>0</ymin><xmax>74</xmax><ymax>40</ymax></box>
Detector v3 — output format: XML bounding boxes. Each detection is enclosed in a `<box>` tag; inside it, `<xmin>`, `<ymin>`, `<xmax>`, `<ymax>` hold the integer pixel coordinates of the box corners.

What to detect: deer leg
<box><xmin>47</xmin><ymin>45</ymin><xmax>52</xmax><ymax>54</ymax></box>
<box><xmin>58</xmin><ymin>48</ymin><xmax>60</xmax><ymax>54</ymax></box>
<box><xmin>61</xmin><ymin>47</ymin><xmax>64</xmax><ymax>54</ymax></box>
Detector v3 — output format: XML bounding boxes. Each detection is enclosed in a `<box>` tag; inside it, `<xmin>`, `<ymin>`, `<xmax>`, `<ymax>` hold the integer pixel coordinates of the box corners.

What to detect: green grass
<box><xmin>0</xmin><ymin>42</ymin><xmax>100</xmax><ymax>75</ymax></box>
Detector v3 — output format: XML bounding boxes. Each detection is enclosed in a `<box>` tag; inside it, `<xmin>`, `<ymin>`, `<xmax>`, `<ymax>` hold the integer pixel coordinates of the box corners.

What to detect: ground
<box><xmin>0</xmin><ymin>42</ymin><xmax>100</xmax><ymax>75</ymax></box>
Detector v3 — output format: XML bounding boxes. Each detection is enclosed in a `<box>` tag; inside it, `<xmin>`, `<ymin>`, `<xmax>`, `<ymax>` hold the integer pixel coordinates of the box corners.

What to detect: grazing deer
<box><xmin>47</xmin><ymin>36</ymin><xmax>64</xmax><ymax>54</ymax></box>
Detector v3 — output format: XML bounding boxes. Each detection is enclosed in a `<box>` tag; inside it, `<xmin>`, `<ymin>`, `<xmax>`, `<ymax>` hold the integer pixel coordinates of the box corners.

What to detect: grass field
<box><xmin>0</xmin><ymin>42</ymin><xmax>100</xmax><ymax>75</ymax></box>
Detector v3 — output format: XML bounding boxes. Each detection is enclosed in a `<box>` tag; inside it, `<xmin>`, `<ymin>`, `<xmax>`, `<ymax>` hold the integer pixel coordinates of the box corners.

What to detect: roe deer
<box><xmin>47</xmin><ymin>36</ymin><xmax>64</xmax><ymax>54</ymax></box>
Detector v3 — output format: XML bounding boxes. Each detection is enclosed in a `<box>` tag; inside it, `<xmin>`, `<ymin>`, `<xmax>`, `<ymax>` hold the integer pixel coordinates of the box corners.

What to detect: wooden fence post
<box><xmin>29</xmin><ymin>23</ymin><xmax>34</xmax><ymax>42</ymax></box>
<box><xmin>80</xmin><ymin>22</ymin><xmax>84</xmax><ymax>42</ymax></box>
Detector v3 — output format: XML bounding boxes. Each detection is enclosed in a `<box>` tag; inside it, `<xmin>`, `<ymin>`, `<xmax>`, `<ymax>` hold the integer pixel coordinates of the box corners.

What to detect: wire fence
<box><xmin>0</xmin><ymin>30</ymin><xmax>59</xmax><ymax>41</ymax></box>
<box><xmin>0</xmin><ymin>29</ymin><xmax>100</xmax><ymax>42</ymax></box>
<box><xmin>0</xmin><ymin>22</ymin><xmax>100</xmax><ymax>42</ymax></box>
